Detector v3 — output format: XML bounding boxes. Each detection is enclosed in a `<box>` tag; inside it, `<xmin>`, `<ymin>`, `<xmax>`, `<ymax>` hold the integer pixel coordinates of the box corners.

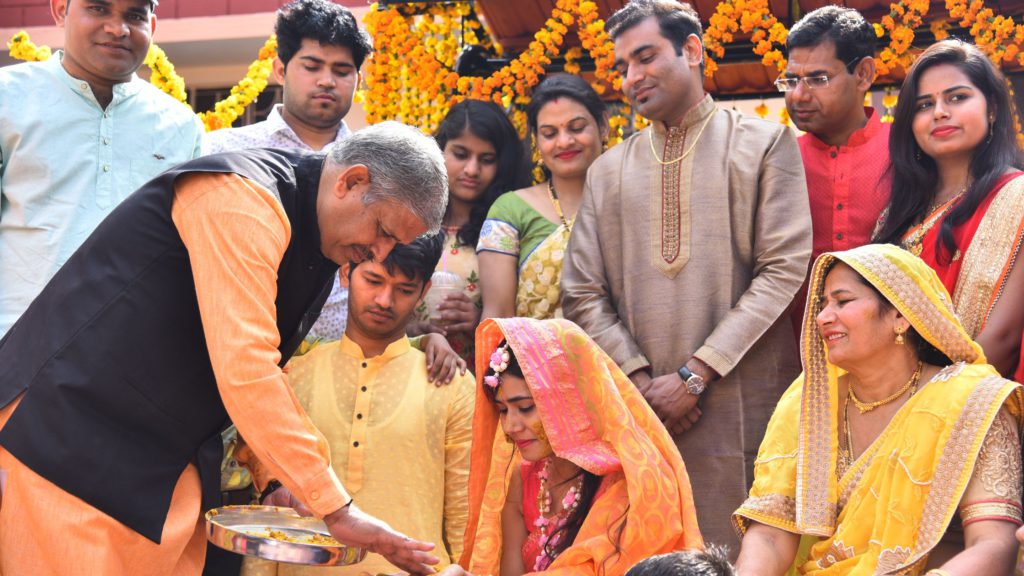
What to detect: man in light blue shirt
<box><xmin>0</xmin><ymin>0</ymin><xmax>204</xmax><ymax>336</ymax></box>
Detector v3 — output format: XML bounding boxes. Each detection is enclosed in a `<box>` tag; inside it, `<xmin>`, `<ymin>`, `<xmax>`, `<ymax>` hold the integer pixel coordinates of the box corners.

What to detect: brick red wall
<box><xmin>0</xmin><ymin>0</ymin><xmax>367</xmax><ymax>28</ymax></box>
<box><xmin>0</xmin><ymin>1</ymin><xmax>53</xmax><ymax>27</ymax></box>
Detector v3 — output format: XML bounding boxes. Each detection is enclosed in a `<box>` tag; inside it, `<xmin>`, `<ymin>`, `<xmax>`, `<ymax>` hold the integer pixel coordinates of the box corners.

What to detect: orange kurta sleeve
<box><xmin>171</xmin><ymin>172</ymin><xmax>350</xmax><ymax>518</ymax></box>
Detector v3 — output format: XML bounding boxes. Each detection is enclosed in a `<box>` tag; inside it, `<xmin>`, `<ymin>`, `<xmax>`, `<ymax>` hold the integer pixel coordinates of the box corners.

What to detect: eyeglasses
<box><xmin>774</xmin><ymin>57</ymin><xmax>863</xmax><ymax>92</ymax></box>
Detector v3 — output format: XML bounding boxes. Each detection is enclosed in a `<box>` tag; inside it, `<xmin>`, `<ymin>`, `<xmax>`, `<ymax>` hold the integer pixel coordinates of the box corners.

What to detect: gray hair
<box><xmin>328</xmin><ymin>121</ymin><xmax>448</xmax><ymax>234</ymax></box>
<box><xmin>625</xmin><ymin>547</ymin><xmax>736</xmax><ymax>576</ymax></box>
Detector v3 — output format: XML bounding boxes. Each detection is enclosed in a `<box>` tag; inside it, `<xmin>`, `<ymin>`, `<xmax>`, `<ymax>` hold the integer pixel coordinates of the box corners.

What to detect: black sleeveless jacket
<box><xmin>0</xmin><ymin>149</ymin><xmax>338</xmax><ymax>542</ymax></box>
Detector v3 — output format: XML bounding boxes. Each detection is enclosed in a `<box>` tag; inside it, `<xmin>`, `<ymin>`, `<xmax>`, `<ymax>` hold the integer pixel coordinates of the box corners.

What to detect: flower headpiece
<box><xmin>483</xmin><ymin>342</ymin><xmax>511</xmax><ymax>389</ymax></box>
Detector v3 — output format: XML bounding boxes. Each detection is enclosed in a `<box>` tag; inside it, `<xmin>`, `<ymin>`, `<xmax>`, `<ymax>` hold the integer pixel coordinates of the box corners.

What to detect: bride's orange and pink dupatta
<box><xmin>460</xmin><ymin>318</ymin><xmax>703</xmax><ymax>576</ymax></box>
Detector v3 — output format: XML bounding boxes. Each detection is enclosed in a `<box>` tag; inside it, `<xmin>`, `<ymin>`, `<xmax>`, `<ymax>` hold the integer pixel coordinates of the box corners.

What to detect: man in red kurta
<box><xmin>780</xmin><ymin>6</ymin><xmax>892</xmax><ymax>330</ymax></box>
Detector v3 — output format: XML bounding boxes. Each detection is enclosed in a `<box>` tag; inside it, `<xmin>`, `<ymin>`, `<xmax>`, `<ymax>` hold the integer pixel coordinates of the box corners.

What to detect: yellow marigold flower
<box><xmin>874</xmin><ymin>23</ymin><xmax>885</xmax><ymax>37</ymax></box>
<box><xmin>704</xmin><ymin>58</ymin><xmax>719</xmax><ymax>77</ymax></box>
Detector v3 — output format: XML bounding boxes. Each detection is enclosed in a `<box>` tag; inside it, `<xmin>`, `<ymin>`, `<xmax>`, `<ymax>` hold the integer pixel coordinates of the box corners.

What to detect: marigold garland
<box><xmin>875</xmin><ymin>0</ymin><xmax>930</xmax><ymax>75</ymax></box>
<box><xmin>882</xmin><ymin>86</ymin><xmax>898</xmax><ymax>123</ymax></box>
<box><xmin>198</xmin><ymin>35</ymin><xmax>277</xmax><ymax>131</ymax></box>
<box><xmin>10</xmin><ymin>0</ymin><xmax>1024</xmax><ymax>139</ymax></box>
<box><xmin>704</xmin><ymin>0</ymin><xmax>786</xmax><ymax>76</ymax></box>
<box><xmin>947</xmin><ymin>0</ymin><xmax>1024</xmax><ymax>66</ymax></box>
<box><xmin>930</xmin><ymin>19</ymin><xmax>951</xmax><ymax>41</ymax></box>
<box><xmin>143</xmin><ymin>44</ymin><xmax>187</xmax><ymax>104</ymax></box>
<box><xmin>362</xmin><ymin>0</ymin><xmax>625</xmax><ymax>142</ymax></box>
<box><xmin>6</xmin><ymin>31</ymin><xmax>50</xmax><ymax>61</ymax></box>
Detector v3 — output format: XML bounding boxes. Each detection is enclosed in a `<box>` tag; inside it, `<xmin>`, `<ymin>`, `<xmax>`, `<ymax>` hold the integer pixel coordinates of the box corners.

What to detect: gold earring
<box><xmin>895</xmin><ymin>326</ymin><xmax>906</xmax><ymax>345</ymax></box>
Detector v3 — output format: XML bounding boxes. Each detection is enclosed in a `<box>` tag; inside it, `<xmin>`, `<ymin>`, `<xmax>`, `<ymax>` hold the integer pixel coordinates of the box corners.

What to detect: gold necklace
<box><xmin>546</xmin><ymin>180</ymin><xmax>569</xmax><ymax>229</ymax></box>
<box><xmin>903</xmin><ymin>188</ymin><xmax>965</xmax><ymax>257</ymax></box>
<box><xmin>848</xmin><ymin>361</ymin><xmax>923</xmax><ymax>414</ymax></box>
<box><xmin>647</xmin><ymin>109</ymin><xmax>716</xmax><ymax>165</ymax></box>
<box><xmin>927</xmin><ymin>187</ymin><xmax>966</xmax><ymax>214</ymax></box>
<box><xmin>841</xmin><ymin>363</ymin><xmax>923</xmax><ymax>470</ymax></box>
<box><xmin>840</xmin><ymin>392</ymin><xmax>854</xmax><ymax>473</ymax></box>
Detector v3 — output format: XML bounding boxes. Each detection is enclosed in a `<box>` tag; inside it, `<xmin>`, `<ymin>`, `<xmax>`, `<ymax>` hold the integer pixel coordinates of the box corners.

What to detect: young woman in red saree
<box><xmin>875</xmin><ymin>39</ymin><xmax>1024</xmax><ymax>381</ymax></box>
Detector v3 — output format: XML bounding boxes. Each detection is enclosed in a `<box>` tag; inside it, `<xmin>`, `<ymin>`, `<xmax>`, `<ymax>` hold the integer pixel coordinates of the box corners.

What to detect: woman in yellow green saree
<box><xmin>477</xmin><ymin>74</ymin><xmax>607</xmax><ymax>320</ymax></box>
<box><xmin>733</xmin><ymin>244</ymin><xmax>1022</xmax><ymax>575</ymax></box>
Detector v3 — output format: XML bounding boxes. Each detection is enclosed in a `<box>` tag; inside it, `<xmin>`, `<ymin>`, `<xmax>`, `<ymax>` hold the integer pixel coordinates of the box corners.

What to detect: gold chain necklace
<box><xmin>904</xmin><ymin>189</ymin><xmax>966</xmax><ymax>257</ymax></box>
<box><xmin>927</xmin><ymin>187</ymin><xmax>966</xmax><ymax>214</ymax></box>
<box><xmin>848</xmin><ymin>361</ymin><xmax>923</xmax><ymax>414</ymax></box>
<box><xmin>840</xmin><ymin>392</ymin><xmax>854</xmax><ymax>473</ymax></box>
<box><xmin>546</xmin><ymin>180</ymin><xmax>569</xmax><ymax>229</ymax></box>
<box><xmin>647</xmin><ymin>109</ymin><xmax>716</xmax><ymax>165</ymax></box>
<box><xmin>841</xmin><ymin>362</ymin><xmax>924</xmax><ymax>471</ymax></box>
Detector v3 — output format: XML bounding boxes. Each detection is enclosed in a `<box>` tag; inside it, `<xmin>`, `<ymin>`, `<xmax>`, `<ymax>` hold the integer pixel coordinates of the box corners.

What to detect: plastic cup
<box><xmin>424</xmin><ymin>271</ymin><xmax>465</xmax><ymax>325</ymax></box>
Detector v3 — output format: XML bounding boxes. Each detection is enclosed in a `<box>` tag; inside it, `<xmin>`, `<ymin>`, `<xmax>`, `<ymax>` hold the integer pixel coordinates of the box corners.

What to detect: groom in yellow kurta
<box><xmin>244</xmin><ymin>234</ymin><xmax>476</xmax><ymax>576</ymax></box>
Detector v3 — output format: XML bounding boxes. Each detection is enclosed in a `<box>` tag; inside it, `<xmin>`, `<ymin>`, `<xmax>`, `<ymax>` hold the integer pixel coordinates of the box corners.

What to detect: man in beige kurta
<box><xmin>562</xmin><ymin>0</ymin><xmax>811</xmax><ymax>548</ymax></box>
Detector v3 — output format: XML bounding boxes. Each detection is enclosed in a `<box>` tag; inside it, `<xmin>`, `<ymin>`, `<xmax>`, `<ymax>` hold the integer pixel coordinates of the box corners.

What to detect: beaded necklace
<box><xmin>533</xmin><ymin>458</ymin><xmax>584</xmax><ymax>571</ymax></box>
<box><xmin>546</xmin><ymin>180</ymin><xmax>570</xmax><ymax>230</ymax></box>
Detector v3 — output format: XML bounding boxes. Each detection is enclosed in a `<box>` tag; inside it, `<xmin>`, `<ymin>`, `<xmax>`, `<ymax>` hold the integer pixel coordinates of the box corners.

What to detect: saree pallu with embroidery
<box><xmin>462</xmin><ymin>318</ymin><xmax>703</xmax><ymax>576</ymax></box>
<box><xmin>513</xmin><ymin>223</ymin><xmax>571</xmax><ymax>319</ymax></box>
<box><xmin>478</xmin><ymin>194</ymin><xmax>571</xmax><ymax>320</ymax></box>
<box><xmin>900</xmin><ymin>172</ymin><xmax>1024</xmax><ymax>381</ymax></box>
<box><xmin>733</xmin><ymin>244</ymin><xmax>1024</xmax><ymax>575</ymax></box>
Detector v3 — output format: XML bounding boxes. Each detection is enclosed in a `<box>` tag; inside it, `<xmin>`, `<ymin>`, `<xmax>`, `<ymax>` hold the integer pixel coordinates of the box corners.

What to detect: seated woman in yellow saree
<box><xmin>734</xmin><ymin>244</ymin><xmax>1023</xmax><ymax>575</ymax></box>
<box><xmin>452</xmin><ymin>317</ymin><xmax>702</xmax><ymax>576</ymax></box>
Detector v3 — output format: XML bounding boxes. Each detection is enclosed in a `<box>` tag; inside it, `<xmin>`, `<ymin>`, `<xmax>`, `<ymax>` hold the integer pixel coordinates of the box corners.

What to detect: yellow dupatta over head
<box><xmin>461</xmin><ymin>318</ymin><xmax>703</xmax><ymax>576</ymax></box>
<box><xmin>733</xmin><ymin>244</ymin><xmax>1023</xmax><ymax>575</ymax></box>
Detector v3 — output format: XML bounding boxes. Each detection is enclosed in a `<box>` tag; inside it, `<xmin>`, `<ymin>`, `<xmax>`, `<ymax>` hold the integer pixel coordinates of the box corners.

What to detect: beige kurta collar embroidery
<box><xmin>648</xmin><ymin>94</ymin><xmax>716</xmax><ymax>278</ymax></box>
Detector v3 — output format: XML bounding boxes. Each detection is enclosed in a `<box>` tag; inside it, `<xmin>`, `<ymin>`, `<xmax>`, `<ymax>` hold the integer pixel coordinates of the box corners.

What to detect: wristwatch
<box><xmin>677</xmin><ymin>365</ymin><xmax>706</xmax><ymax>395</ymax></box>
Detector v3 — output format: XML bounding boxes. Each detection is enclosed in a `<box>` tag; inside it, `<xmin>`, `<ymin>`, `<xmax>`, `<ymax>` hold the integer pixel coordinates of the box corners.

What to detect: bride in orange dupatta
<box><xmin>450</xmin><ymin>317</ymin><xmax>702</xmax><ymax>576</ymax></box>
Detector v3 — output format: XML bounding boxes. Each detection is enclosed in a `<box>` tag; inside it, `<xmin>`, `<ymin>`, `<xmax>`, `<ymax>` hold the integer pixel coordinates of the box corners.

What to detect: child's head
<box><xmin>625</xmin><ymin>546</ymin><xmax>735</xmax><ymax>576</ymax></box>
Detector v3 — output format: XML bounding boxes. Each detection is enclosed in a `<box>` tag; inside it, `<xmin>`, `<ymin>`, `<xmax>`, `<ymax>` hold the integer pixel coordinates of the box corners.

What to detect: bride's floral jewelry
<box><xmin>484</xmin><ymin>343</ymin><xmax>511</xmax><ymax>388</ymax></box>
<box><xmin>534</xmin><ymin>457</ymin><xmax>584</xmax><ymax>571</ymax></box>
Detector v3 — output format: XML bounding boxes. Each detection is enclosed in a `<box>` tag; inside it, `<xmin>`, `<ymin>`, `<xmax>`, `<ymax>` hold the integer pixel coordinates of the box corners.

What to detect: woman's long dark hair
<box><xmin>876</xmin><ymin>39</ymin><xmax>1022</xmax><ymax>263</ymax></box>
<box><xmin>484</xmin><ymin>341</ymin><xmax>626</xmax><ymax>572</ymax></box>
<box><xmin>433</xmin><ymin>100</ymin><xmax>528</xmax><ymax>247</ymax></box>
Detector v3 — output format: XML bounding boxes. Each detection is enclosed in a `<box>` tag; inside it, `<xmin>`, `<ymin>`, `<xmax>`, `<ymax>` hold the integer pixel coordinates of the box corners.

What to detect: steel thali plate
<box><xmin>206</xmin><ymin>505</ymin><xmax>367</xmax><ymax>566</ymax></box>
